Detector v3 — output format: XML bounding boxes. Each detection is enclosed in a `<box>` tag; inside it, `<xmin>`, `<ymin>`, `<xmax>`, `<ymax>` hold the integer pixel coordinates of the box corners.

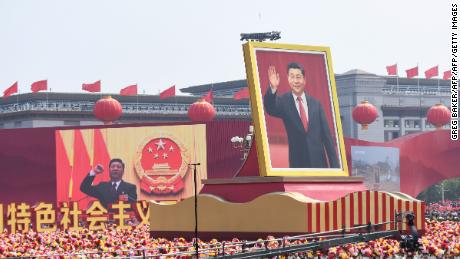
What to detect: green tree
<box><xmin>443</xmin><ymin>178</ymin><xmax>460</xmax><ymax>201</ymax></box>
<box><xmin>417</xmin><ymin>177</ymin><xmax>460</xmax><ymax>203</ymax></box>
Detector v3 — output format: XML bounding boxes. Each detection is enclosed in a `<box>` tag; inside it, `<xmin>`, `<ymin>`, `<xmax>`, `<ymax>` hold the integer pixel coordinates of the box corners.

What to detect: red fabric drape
<box><xmin>56</xmin><ymin>131</ymin><xmax>71</xmax><ymax>202</ymax></box>
<box><xmin>92</xmin><ymin>129</ymin><xmax>111</xmax><ymax>184</ymax></box>
<box><xmin>72</xmin><ymin>130</ymin><xmax>92</xmax><ymax>209</ymax></box>
<box><xmin>206</xmin><ymin>121</ymin><xmax>251</xmax><ymax>178</ymax></box>
<box><xmin>0</xmin><ymin>127</ymin><xmax>55</xmax><ymax>204</ymax></box>
<box><xmin>345</xmin><ymin>130</ymin><xmax>460</xmax><ymax>197</ymax></box>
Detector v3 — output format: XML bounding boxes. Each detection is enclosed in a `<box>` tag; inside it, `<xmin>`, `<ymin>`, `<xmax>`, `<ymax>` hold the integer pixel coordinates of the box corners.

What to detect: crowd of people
<box><xmin>426</xmin><ymin>200</ymin><xmax>460</xmax><ymax>221</ymax></box>
<box><xmin>0</xmin><ymin>219</ymin><xmax>459</xmax><ymax>258</ymax></box>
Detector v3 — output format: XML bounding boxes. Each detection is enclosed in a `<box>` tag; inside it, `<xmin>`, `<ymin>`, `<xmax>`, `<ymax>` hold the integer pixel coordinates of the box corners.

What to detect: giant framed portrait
<box><xmin>243</xmin><ymin>42</ymin><xmax>348</xmax><ymax>176</ymax></box>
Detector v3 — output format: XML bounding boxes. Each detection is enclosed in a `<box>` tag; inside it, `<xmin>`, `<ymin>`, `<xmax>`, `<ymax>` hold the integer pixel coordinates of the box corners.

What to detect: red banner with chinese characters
<box><xmin>0</xmin><ymin>200</ymin><xmax>150</xmax><ymax>233</ymax></box>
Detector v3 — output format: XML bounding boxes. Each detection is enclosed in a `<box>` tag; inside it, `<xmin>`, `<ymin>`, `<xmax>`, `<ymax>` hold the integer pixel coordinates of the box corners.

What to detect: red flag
<box><xmin>82</xmin><ymin>80</ymin><xmax>101</xmax><ymax>92</ymax></box>
<box><xmin>31</xmin><ymin>80</ymin><xmax>48</xmax><ymax>93</ymax></box>
<box><xmin>120</xmin><ymin>84</ymin><xmax>137</xmax><ymax>96</ymax></box>
<box><xmin>159</xmin><ymin>85</ymin><xmax>176</xmax><ymax>99</ymax></box>
<box><xmin>72</xmin><ymin>130</ymin><xmax>92</xmax><ymax>209</ymax></box>
<box><xmin>203</xmin><ymin>89</ymin><xmax>213</xmax><ymax>103</ymax></box>
<box><xmin>3</xmin><ymin>81</ymin><xmax>18</xmax><ymax>99</ymax></box>
<box><xmin>92</xmin><ymin>129</ymin><xmax>111</xmax><ymax>185</ymax></box>
<box><xmin>55</xmin><ymin>131</ymin><xmax>72</xmax><ymax>202</ymax></box>
<box><xmin>424</xmin><ymin>66</ymin><xmax>439</xmax><ymax>79</ymax></box>
<box><xmin>443</xmin><ymin>70</ymin><xmax>452</xmax><ymax>80</ymax></box>
<box><xmin>233</xmin><ymin>87</ymin><xmax>249</xmax><ymax>100</ymax></box>
<box><xmin>406</xmin><ymin>66</ymin><xmax>419</xmax><ymax>78</ymax></box>
<box><xmin>386</xmin><ymin>64</ymin><xmax>398</xmax><ymax>75</ymax></box>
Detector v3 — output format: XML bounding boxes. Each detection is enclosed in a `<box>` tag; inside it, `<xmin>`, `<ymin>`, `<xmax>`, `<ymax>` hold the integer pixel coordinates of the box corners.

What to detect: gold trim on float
<box><xmin>149</xmin><ymin>191</ymin><xmax>425</xmax><ymax>234</ymax></box>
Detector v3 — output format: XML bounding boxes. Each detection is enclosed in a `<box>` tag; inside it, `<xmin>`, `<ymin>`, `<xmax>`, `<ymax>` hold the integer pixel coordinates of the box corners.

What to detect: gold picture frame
<box><xmin>243</xmin><ymin>42</ymin><xmax>348</xmax><ymax>176</ymax></box>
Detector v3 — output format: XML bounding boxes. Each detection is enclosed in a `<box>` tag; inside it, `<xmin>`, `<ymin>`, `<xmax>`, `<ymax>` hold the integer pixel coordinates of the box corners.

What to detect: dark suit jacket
<box><xmin>80</xmin><ymin>174</ymin><xmax>137</xmax><ymax>209</ymax></box>
<box><xmin>263</xmin><ymin>88</ymin><xmax>339</xmax><ymax>168</ymax></box>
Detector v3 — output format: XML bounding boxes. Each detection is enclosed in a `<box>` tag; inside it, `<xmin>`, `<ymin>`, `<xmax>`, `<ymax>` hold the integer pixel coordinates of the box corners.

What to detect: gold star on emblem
<box><xmin>148</xmin><ymin>147</ymin><xmax>153</xmax><ymax>153</ymax></box>
<box><xmin>169</xmin><ymin>146</ymin><xmax>174</xmax><ymax>152</ymax></box>
<box><xmin>154</xmin><ymin>153</ymin><xmax>159</xmax><ymax>159</ymax></box>
<box><xmin>155</xmin><ymin>139</ymin><xmax>166</xmax><ymax>150</ymax></box>
<box><xmin>162</xmin><ymin>153</ymin><xmax>168</xmax><ymax>159</ymax></box>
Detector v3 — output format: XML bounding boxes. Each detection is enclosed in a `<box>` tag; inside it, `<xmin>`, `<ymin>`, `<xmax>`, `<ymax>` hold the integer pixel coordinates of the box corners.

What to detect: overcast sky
<box><xmin>0</xmin><ymin>0</ymin><xmax>450</xmax><ymax>95</ymax></box>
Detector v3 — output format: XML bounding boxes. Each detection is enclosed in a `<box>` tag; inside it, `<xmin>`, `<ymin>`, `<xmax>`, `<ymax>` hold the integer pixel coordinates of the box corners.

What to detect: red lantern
<box><xmin>427</xmin><ymin>103</ymin><xmax>450</xmax><ymax>129</ymax></box>
<box><xmin>188</xmin><ymin>99</ymin><xmax>216</xmax><ymax>122</ymax></box>
<box><xmin>93</xmin><ymin>96</ymin><xmax>123</xmax><ymax>124</ymax></box>
<box><xmin>352</xmin><ymin>100</ymin><xmax>378</xmax><ymax>130</ymax></box>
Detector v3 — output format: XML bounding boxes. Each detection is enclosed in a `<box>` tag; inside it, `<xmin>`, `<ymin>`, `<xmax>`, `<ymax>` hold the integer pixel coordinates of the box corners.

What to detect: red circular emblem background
<box><xmin>135</xmin><ymin>136</ymin><xmax>190</xmax><ymax>195</ymax></box>
<box><xmin>140</xmin><ymin>138</ymin><xmax>182</xmax><ymax>173</ymax></box>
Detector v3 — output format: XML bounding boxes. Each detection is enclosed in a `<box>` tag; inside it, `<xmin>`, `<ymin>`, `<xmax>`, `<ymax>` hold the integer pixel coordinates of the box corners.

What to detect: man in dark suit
<box><xmin>80</xmin><ymin>158</ymin><xmax>137</xmax><ymax>209</ymax></box>
<box><xmin>263</xmin><ymin>62</ymin><xmax>339</xmax><ymax>168</ymax></box>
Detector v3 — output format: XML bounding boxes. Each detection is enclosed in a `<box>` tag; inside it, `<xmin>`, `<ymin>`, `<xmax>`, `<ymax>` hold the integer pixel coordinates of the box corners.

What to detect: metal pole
<box><xmin>194</xmin><ymin>165</ymin><xmax>198</xmax><ymax>258</ymax></box>
<box><xmin>190</xmin><ymin>163</ymin><xmax>201</xmax><ymax>258</ymax></box>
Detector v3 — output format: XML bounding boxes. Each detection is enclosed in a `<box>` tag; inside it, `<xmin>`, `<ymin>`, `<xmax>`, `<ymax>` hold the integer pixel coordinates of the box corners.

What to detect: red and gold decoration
<box><xmin>0</xmin><ymin>201</ymin><xmax>149</xmax><ymax>234</ymax></box>
<box><xmin>352</xmin><ymin>101</ymin><xmax>378</xmax><ymax>130</ymax></box>
<box><xmin>93</xmin><ymin>96</ymin><xmax>123</xmax><ymax>124</ymax></box>
<box><xmin>427</xmin><ymin>103</ymin><xmax>450</xmax><ymax>129</ymax></box>
<box><xmin>150</xmin><ymin>191</ymin><xmax>425</xmax><ymax>235</ymax></box>
<box><xmin>134</xmin><ymin>134</ymin><xmax>190</xmax><ymax>195</ymax></box>
<box><xmin>187</xmin><ymin>99</ymin><xmax>216</xmax><ymax>122</ymax></box>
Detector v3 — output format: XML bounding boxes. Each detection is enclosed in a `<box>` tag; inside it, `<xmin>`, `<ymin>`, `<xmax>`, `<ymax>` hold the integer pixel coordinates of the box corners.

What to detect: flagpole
<box><xmin>16</xmin><ymin>87</ymin><xmax>19</xmax><ymax>108</ymax></box>
<box><xmin>46</xmin><ymin>80</ymin><xmax>49</xmax><ymax>110</ymax></box>
<box><xmin>99</xmin><ymin>80</ymin><xmax>103</xmax><ymax>103</ymax></box>
<box><xmin>418</xmin><ymin>63</ymin><xmax>422</xmax><ymax>127</ymax></box>
<box><xmin>438</xmin><ymin>77</ymin><xmax>441</xmax><ymax>103</ymax></box>
<box><xmin>437</xmin><ymin>65</ymin><xmax>441</xmax><ymax>103</ymax></box>
<box><xmin>136</xmin><ymin>84</ymin><xmax>139</xmax><ymax>113</ymax></box>
<box><xmin>174</xmin><ymin>84</ymin><xmax>177</xmax><ymax>106</ymax></box>
<box><xmin>396</xmin><ymin>63</ymin><xmax>400</xmax><ymax>107</ymax></box>
<box><xmin>211</xmin><ymin>81</ymin><xmax>214</xmax><ymax>105</ymax></box>
<box><xmin>417</xmin><ymin>63</ymin><xmax>420</xmax><ymax>96</ymax></box>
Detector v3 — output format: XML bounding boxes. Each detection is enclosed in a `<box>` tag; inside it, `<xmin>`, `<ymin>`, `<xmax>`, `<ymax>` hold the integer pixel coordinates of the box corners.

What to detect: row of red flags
<box><xmin>2</xmin><ymin>80</ymin><xmax>251</xmax><ymax>101</ymax></box>
<box><xmin>386</xmin><ymin>64</ymin><xmax>452</xmax><ymax>80</ymax></box>
<box><xmin>2</xmin><ymin>80</ymin><xmax>175</xmax><ymax>100</ymax></box>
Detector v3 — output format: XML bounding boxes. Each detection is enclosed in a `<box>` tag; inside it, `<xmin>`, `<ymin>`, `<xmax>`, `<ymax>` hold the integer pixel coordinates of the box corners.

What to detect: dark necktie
<box><xmin>112</xmin><ymin>182</ymin><xmax>117</xmax><ymax>193</ymax></box>
<box><xmin>297</xmin><ymin>96</ymin><xmax>309</xmax><ymax>132</ymax></box>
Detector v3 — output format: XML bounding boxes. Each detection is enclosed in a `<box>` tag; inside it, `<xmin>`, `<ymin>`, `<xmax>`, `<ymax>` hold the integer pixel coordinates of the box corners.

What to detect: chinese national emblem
<box><xmin>134</xmin><ymin>135</ymin><xmax>190</xmax><ymax>195</ymax></box>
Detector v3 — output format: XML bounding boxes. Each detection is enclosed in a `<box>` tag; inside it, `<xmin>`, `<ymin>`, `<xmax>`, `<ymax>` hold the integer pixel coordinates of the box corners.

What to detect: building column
<box><xmin>400</xmin><ymin>117</ymin><xmax>406</xmax><ymax>136</ymax></box>
<box><xmin>420</xmin><ymin>117</ymin><xmax>426</xmax><ymax>132</ymax></box>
